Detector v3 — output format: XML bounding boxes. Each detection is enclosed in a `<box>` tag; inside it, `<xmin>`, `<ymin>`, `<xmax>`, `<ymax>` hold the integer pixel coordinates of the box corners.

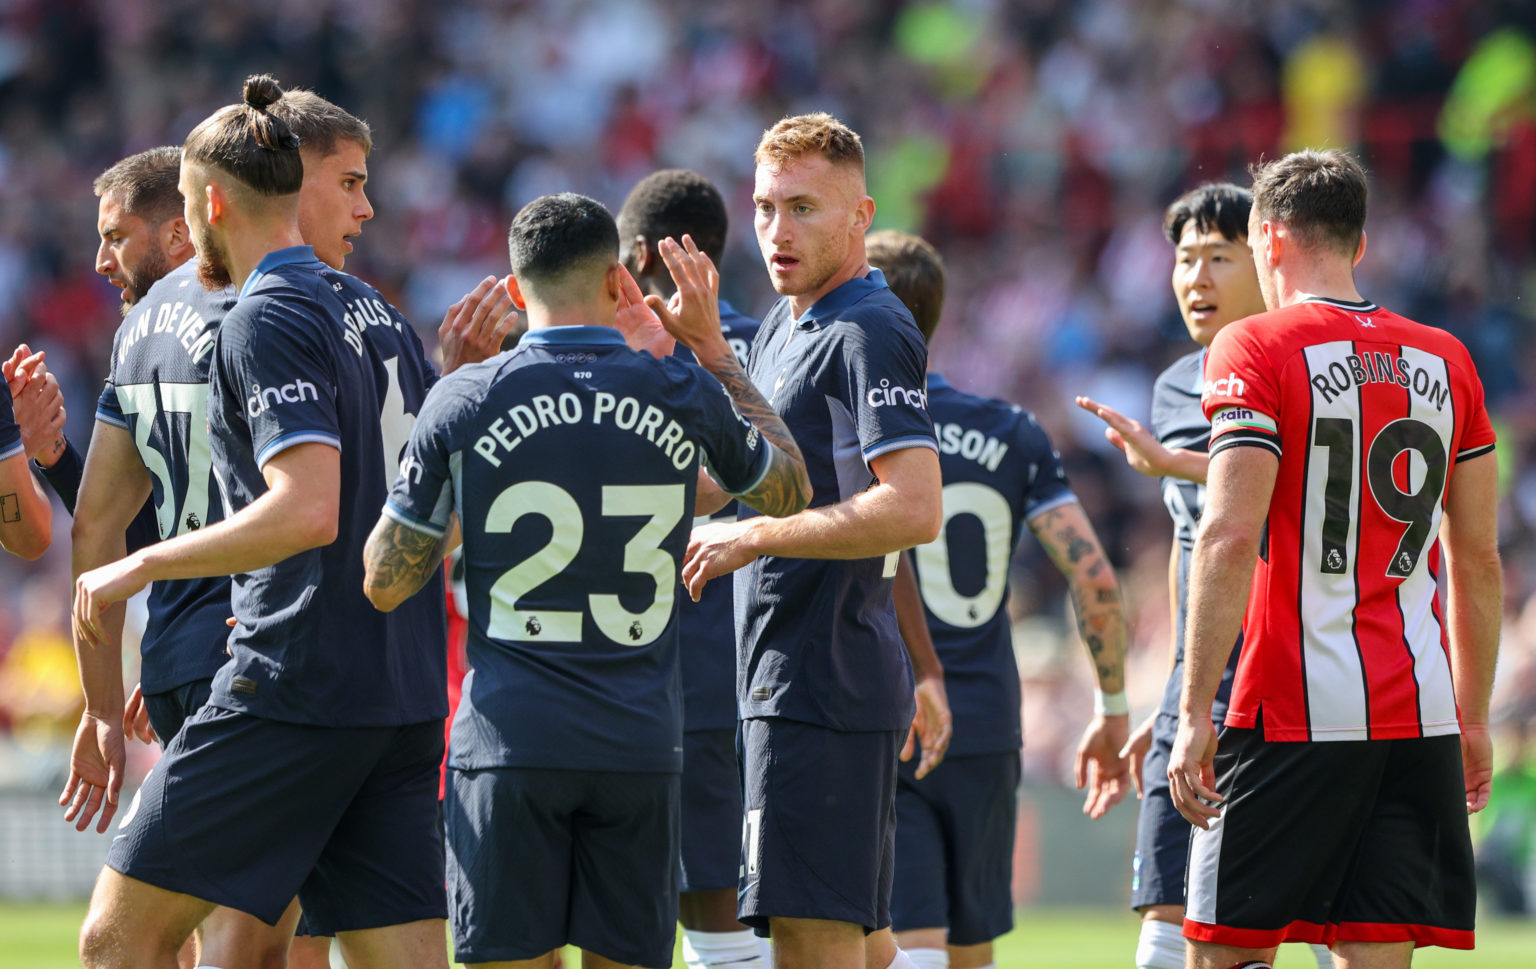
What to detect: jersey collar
<box><xmin>237</xmin><ymin>245</ymin><xmax>322</xmax><ymax>301</ymax></box>
<box><xmin>1300</xmin><ymin>294</ymin><xmax>1380</xmax><ymax>313</ymax></box>
<box><xmin>520</xmin><ymin>325</ymin><xmax>627</xmax><ymax>347</ymax></box>
<box><xmin>792</xmin><ymin>268</ymin><xmax>889</xmax><ymax>330</ymax></box>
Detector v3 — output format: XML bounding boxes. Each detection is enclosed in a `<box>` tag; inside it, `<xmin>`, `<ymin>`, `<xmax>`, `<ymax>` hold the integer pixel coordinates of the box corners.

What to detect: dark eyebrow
<box><xmin>1176</xmin><ymin>239</ymin><xmax>1238</xmax><ymax>254</ymax></box>
<box><xmin>343</xmin><ymin>170</ymin><xmax>368</xmax><ymax>183</ymax></box>
<box><xmin>754</xmin><ymin>193</ymin><xmax>814</xmax><ymax>205</ymax></box>
<box><xmin>99</xmin><ymin>225</ymin><xmax>118</xmax><ymax>240</ymax></box>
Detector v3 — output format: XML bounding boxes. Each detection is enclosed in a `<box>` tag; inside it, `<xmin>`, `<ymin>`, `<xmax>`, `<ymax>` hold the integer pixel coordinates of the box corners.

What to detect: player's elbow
<box><xmin>288</xmin><ymin>505</ymin><xmax>339</xmax><ymax>552</ymax></box>
<box><xmin>904</xmin><ymin>493</ymin><xmax>942</xmax><ymax>546</ymax></box>
<box><xmin>362</xmin><ymin>573</ymin><xmax>405</xmax><ymax>613</ymax></box>
<box><xmin>3</xmin><ymin>525</ymin><xmax>50</xmax><ymax>561</ymax></box>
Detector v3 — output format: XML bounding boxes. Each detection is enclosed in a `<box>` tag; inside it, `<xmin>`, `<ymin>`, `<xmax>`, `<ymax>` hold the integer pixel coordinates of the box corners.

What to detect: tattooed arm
<box><xmin>0</xmin><ymin>450</ymin><xmax>51</xmax><ymax>560</ymax></box>
<box><xmin>362</xmin><ymin>515</ymin><xmax>456</xmax><ymax>613</ymax></box>
<box><xmin>644</xmin><ymin>235</ymin><xmax>810</xmax><ymax>519</ymax></box>
<box><xmin>1029</xmin><ymin>499</ymin><xmax>1131</xmax><ymax>818</ymax></box>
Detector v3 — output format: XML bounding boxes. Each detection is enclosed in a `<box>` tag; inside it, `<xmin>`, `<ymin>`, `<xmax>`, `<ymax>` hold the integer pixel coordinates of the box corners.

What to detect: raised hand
<box><xmin>645</xmin><ymin>235</ymin><xmax>727</xmax><ymax>356</ymax></box>
<box><xmin>439</xmin><ymin>276</ymin><xmax>520</xmax><ymax>375</ymax></box>
<box><xmin>614</xmin><ymin>264</ymin><xmax>676</xmax><ymax>358</ymax></box>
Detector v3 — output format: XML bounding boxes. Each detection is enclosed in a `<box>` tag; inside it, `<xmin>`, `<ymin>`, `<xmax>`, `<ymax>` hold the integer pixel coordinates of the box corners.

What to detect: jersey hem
<box><xmin>720</xmin><ymin>440</ymin><xmax>774</xmax><ymax>499</ymax></box>
<box><xmin>1225</xmin><ymin>711</ymin><xmax>1462</xmax><ymax>742</ymax></box>
<box><xmin>1183</xmin><ymin>917</ymin><xmax>1473</xmax><ymax>951</ymax></box>
<box><xmin>1022</xmin><ymin>492</ymin><xmax>1078</xmax><ymax>523</ymax></box>
<box><xmin>862</xmin><ymin>434</ymin><xmax>939</xmax><ymax>466</ymax></box>
<box><xmin>1455</xmin><ymin>442</ymin><xmax>1495</xmax><ymax>463</ymax></box>
<box><xmin>0</xmin><ymin>440</ymin><xmax>23</xmax><ymax>461</ymax></box>
<box><xmin>93</xmin><ymin>410</ymin><xmax>131</xmax><ymax>430</ymax></box>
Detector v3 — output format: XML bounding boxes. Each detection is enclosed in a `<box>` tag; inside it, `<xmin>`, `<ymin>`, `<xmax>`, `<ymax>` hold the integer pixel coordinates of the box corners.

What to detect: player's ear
<box><xmin>632</xmin><ymin>234</ymin><xmax>653</xmax><ymax>275</ymax></box>
<box><xmin>204</xmin><ymin>182</ymin><xmax>225</xmax><ymax>226</ymax></box>
<box><xmin>853</xmin><ymin>195</ymin><xmax>875</xmax><ymax>234</ymax></box>
<box><xmin>603</xmin><ymin>261</ymin><xmax>624</xmax><ymax>301</ymax></box>
<box><xmin>162</xmin><ymin>216</ymin><xmax>194</xmax><ymax>264</ymax></box>
<box><xmin>503</xmin><ymin>274</ymin><xmax>527</xmax><ymax>311</ymax></box>
<box><xmin>1353</xmin><ymin>229</ymin><xmax>1366</xmax><ymax>268</ymax></box>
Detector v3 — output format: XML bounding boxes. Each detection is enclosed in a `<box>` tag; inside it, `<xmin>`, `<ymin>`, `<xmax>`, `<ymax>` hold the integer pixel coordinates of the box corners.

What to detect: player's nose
<box><xmin>356</xmin><ymin>189</ymin><xmax>374</xmax><ymax>223</ymax></box>
<box><xmin>96</xmin><ymin>240</ymin><xmax>115</xmax><ymax>277</ymax></box>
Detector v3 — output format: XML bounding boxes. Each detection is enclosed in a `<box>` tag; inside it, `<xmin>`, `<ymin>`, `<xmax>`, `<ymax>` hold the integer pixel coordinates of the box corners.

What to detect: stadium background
<box><xmin>0</xmin><ymin>0</ymin><xmax>1534</xmax><ymax>963</ymax></box>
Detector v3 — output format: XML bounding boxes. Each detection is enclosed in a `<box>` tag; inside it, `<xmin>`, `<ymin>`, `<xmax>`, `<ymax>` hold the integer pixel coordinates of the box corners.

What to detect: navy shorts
<box><xmin>107</xmin><ymin>705</ymin><xmax>446</xmax><ymax>936</ymax></box>
<box><xmin>890</xmin><ymin>751</ymin><xmax>1019</xmax><ymax>945</ymax></box>
<box><xmin>141</xmin><ymin>678</ymin><xmax>213</xmax><ymax>749</ymax></box>
<box><xmin>680</xmin><ymin>728</ymin><xmax>743</xmax><ymax>893</ymax></box>
<box><xmin>1130</xmin><ymin>712</ymin><xmax>1193</xmax><ymax>910</ymax></box>
<box><xmin>1185</xmin><ymin>724</ymin><xmax>1475</xmax><ymax>950</ymax></box>
<box><xmin>738</xmin><ymin>717</ymin><xmax>902</xmax><ymax>934</ymax></box>
<box><xmin>447</xmin><ymin>766</ymin><xmax>679</xmax><ymax>968</ymax></box>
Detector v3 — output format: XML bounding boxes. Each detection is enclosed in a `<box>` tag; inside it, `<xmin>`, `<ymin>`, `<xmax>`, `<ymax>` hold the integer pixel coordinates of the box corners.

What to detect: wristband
<box><xmin>1094</xmin><ymin>689</ymin><xmax>1129</xmax><ymax>717</ymax></box>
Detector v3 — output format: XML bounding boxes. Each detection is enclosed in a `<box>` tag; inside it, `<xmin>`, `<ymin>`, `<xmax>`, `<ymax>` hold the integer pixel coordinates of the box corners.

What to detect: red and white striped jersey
<box><xmin>1201</xmin><ymin>296</ymin><xmax>1495</xmax><ymax>742</ymax></box>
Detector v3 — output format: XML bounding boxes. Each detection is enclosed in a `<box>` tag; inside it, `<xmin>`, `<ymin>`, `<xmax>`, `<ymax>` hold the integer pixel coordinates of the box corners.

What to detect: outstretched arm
<box><xmin>1029</xmin><ymin>500</ymin><xmax>1131</xmax><ymax>818</ymax></box>
<box><xmin>1439</xmin><ymin>451</ymin><xmax>1501</xmax><ymax>814</ymax></box>
<box><xmin>1075</xmin><ymin>395</ymin><xmax>1208</xmax><ymax>483</ymax></box>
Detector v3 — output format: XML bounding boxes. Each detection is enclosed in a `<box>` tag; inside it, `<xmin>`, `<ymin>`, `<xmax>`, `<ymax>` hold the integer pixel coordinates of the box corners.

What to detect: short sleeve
<box><xmin>96</xmin><ymin>382</ymin><xmax>127</xmax><ymax>430</ymax></box>
<box><xmin>687</xmin><ymin>366</ymin><xmax>772</xmax><ymax>496</ymax></box>
<box><xmin>1202</xmin><ymin>324</ymin><xmax>1282</xmax><ymax>459</ymax></box>
<box><xmin>0</xmin><ymin>383</ymin><xmax>21</xmax><ymax>461</ymax></box>
<box><xmin>839</xmin><ymin>315</ymin><xmax>937</xmax><ymax>464</ymax></box>
<box><xmin>220</xmin><ymin>301</ymin><xmax>341</xmax><ymax>470</ymax></box>
<box><xmin>1454</xmin><ymin>359</ymin><xmax>1496</xmax><ymax>463</ymax></box>
<box><xmin>1015</xmin><ymin>409</ymin><xmax>1077</xmax><ymax>520</ymax></box>
<box><xmin>383</xmin><ymin>378</ymin><xmax>466</xmax><ymax>539</ymax></box>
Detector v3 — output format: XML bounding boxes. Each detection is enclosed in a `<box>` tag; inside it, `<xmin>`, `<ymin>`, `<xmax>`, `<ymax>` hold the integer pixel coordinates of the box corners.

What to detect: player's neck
<box><xmin>787</xmin><ymin>255</ymin><xmax>871</xmax><ymax>319</ymax></box>
<box><xmin>227</xmin><ymin>222</ymin><xmax>307</xmax><ymax>291</ymax></box>
<box><xmin>1270</xmin><ymin>265</ymin><xmax>1363</xmax><ymax>310</ymax></box>
<box><xmin>524</xmin><ymin>301</ymin><xmax>613</xmax><ymax>331</ymax></box>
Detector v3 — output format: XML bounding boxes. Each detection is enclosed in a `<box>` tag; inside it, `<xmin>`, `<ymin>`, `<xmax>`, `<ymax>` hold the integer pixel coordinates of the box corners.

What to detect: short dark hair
<box><xmin>183</xmin><ymin>74</ymin><xmax>303</xmax><ymax>197</ymax></box>
<box><xmin>1163</xmin><ymin>183</ymin><xmax>1252</xmax><ymax>246</ymax></box>
<box><xmin>617</xmin><ymin>169</ymin><xmax>728</xmax><ymax>265</ymax></box>
<box><xmin>1248</xmin><ymin>149</ymin><xmax>1368</xmax><ymax>256</ymax></box>
<box><xmin>507</xmin><ymin>193</ymin><xmax>618</xmax><ymax>295</ymax></box>
<box><xmin>268</xmin><ymin>88</ymin><xmax>373</xmax><ymax>159</ymax></box>
<box><xmin>93</xmin><ymin>146</ymin><xmax>183</xmax><ymax>225</ymax></box>
<box><xmin>866</xmin><ymin>230</ymin><xmax>946</xmax><ymax>343</ymax></box>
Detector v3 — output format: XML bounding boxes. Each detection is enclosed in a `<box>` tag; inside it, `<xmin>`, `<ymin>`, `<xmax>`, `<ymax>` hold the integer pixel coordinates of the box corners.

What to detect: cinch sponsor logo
<box><xmin>1202</xmin><ymin>372</ymin><xmax>1246</xmax><ymax>400</ymax></box>
<box><xmin>867</xmin><ymin>379</ymin><xmax>927</xmax><ymax>409</ymax></box>
<box><xmin>247</xmin><ymin>378</ymin><xmax>320</xmax><ymax>418</ymax></box>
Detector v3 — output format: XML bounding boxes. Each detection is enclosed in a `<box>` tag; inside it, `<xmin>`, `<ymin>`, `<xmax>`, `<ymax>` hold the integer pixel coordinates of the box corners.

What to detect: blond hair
<box><xmin>754</xmin><ymin>113</ymin><xmax>864</xmax><ymax>172</ymax></box>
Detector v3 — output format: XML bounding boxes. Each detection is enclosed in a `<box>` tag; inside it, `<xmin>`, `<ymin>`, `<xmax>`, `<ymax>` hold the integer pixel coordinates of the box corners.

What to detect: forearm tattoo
<box><xmin>695</xmin><ymin>343</ymin><xmax>810</xmax><ymax>518</ymax></box>
<box><xmin>1</xmin><ymin>492</ymin><xmax>18</xmax><ymax>523</ymax></box>
<box><xmin>1035</xmin><ymin>506</ymin><xmax>1128</xmax><ymax>694</ymax></box>
<box><xmin>364</xmin><ymin>519</ymin><xmax>446</xmax><ymax>603</ymax></box>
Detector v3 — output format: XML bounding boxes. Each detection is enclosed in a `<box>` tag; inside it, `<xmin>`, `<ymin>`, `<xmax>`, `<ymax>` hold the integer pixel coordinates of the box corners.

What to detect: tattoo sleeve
<box><xmin>363</xmin><ymin>518</ymin><xmax>450</xmax><ymax>606</ymax></box>
<box><xmin>693</xmin><ymin>343</ymin><xmax>811</xmax><ymax>518</ymax></box>
<box><xmin>1032</xmin><ymin>504</ymin><xmax>1128</xmax><ymax>694</ymax></box>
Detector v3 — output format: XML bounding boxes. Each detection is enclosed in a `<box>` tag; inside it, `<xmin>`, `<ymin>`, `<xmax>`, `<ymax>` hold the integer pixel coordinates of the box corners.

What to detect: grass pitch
<box><xmin>2</xmin><ymin>902</ymin><xmax>1534</xmax><ymax>967</ymax></box>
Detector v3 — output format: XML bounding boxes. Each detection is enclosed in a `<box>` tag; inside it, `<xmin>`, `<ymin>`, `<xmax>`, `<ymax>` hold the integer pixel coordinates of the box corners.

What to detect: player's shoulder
<box><xmin>1375</xmin><ymin>307</ymin><xmax>1477</xmax><ymax>366</ymax></box>
<box><xmin>719</xmin><ymin>301</ymin><xmax>761</xmax><ymax>339</ymax></box>
<box><xmin>1154</xmin><ymin>347</ymin><xmax>1207</xmax><ymax>393</ymax></box>
<box><xmin>930</xmin><ymin>375</ymin><xmax>1048</xmax><ymax>445</ymax></box>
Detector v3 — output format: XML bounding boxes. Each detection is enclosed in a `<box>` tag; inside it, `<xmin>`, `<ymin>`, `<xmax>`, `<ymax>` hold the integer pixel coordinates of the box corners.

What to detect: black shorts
<box><xmin>890</xmin><ymin>751</ymin><xmax>1019</xmax><ymax>945</ymax></box>
<box><xmin>446</xmin><ymin>766</ymin><xmax>679</xmax><ymax>968</ymax></box>
<box><xmin>141</xmin><ymin>678</ymin><xmax>213</xmax><ymax>749</ymax></box>
<box><xmin>1184</xmin><ymin>725</ymin><xmax>1475</xmax><ymax>950</ymax></box>
<box><xmin>738</xmin><ymin>717</ymin><xmax>902</xmax><ymax>935</ymax></box>
<box><xmin>107</xmin><ymin>706</ymin><xmax>446</xmax><ymax>936</ymax></box>
<box><xmin>680</xmin><ymin>728</ymin><xmax>743</xmax><ymax>893</ymax></box>
<box><xmin>1130</xmin><ymin>712</ymin><xmax>1193</xmax><ymax>910</ymax></box>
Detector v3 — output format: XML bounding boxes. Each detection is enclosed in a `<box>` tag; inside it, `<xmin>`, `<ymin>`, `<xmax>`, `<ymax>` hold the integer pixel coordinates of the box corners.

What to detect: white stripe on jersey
<box><xmin>1300</xmin><ymin>342</ymin><xmax>1369</xmax><ymax>740</ymax></box>
<box><xmin>1396</xmin><ymin>345</ymin><xmax>1459</xmax><ymax>737</ymax></box>
<box><xmin>1185</xmin><ymin>808</ymin><xmax>1225</xmax><ymax>925</ymax></box>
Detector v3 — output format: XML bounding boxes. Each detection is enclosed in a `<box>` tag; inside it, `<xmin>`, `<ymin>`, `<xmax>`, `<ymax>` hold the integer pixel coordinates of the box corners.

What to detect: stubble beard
<box><xmin>194</xmin><ymin>222</ymin><xmax>233</xmax><ymax>291</ymax></box>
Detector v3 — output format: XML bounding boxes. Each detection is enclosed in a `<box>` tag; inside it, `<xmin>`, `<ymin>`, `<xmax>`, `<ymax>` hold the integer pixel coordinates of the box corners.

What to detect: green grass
<box><xmin>3</xmin><ymin>902</ymin><xmax>1534</xmax><ymax>968</ymax></box>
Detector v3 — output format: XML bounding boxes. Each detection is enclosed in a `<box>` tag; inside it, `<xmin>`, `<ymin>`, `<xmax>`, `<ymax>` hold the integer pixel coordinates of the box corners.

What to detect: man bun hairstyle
<box><xmin>268</xmin><ymin>87</ymin><xmax>373</xmax><ymax>159</ymax></box>
<box><xmin>182</xmin><ymin>73</ymin><xmax>304</xmax><ymax>197</ymax></box>
<box><xmin>617</xmin><ymin>169</ymin><xmax>728</xmax><ymax>265</ymax></box>
<box><xmin>93</xmin><ymin>146</ymin><xmax>184</xmax><ymax>226</ymax></box>
<box><xmin>866</xmin><ymin>230</ymin><xmax>946</xmax><ymax>343</ymax></box>
<box><xmin>1163</xmin><ymin>183</ymin><xmax>1252</xmax><ymax>246</ymax></box>
<box><xmin>507</xmin><ymin>193</ymin><xmax>619</xmax><ymax>297</ymax></box>
<box><xmin>755</xmin><ymin>112</ymin><xmax>865</xmax><ymax>173</ymax></box>
<box><xmin>1248</xmin><ymin>149</ymin><xmax>1368</xmax><ymax>257</ymax></box>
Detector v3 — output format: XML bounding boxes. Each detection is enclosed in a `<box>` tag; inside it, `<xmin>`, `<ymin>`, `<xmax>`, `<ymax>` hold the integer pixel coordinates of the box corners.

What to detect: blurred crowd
<box><xmin>0</xmin><ymin>0</ymin><xmax>1533</xmax><ymax>855</ymax></box>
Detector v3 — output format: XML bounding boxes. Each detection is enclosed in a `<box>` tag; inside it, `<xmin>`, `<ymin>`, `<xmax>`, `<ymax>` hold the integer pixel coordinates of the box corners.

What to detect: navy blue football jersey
<box><xmin>1150</xmin><ymin>348</ymin><xmax>1239</xmax><ymax>721</ymax></box>
<box><xmin>385</xmin><ymin>325</ymin><xmax>771</xmax><ymax>773</ymax></box>
<box><xmin>206</xmin><ymin>246</ymin><xmax>446</xmax><ymax>726</ymax></box>
<box><xmin>94</xmin><ymin>260</ymin><xmax>236</xmax><ymax>694</ymax></box>
<box><xmin>0</xmin><ymin>377</ymin><xmax>20</xmax><ymax>462</ymax></box>
<box><xmin>908</xmin><ymin>373</ymin><xmax>1077</xmax><ymax>755</ymax></box>
<box><xmin>737</xmin><ymin>270</ymin><xmax>936</xmax><ymax>732</ymax></box>
<box><xmin>673</xmin><ymin>301</ymin><xmax>760</xmax><ymax>732</ymax></box>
